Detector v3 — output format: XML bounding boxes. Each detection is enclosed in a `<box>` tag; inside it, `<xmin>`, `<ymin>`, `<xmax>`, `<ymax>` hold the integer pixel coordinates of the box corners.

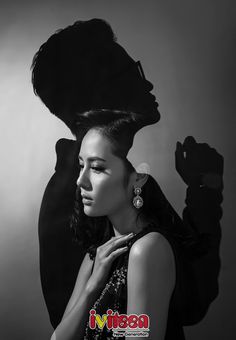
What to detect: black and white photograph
<box><xmin>0</xmin><ymin>1</ymin><xmax>235</xmax><ymax>339</ymax></box>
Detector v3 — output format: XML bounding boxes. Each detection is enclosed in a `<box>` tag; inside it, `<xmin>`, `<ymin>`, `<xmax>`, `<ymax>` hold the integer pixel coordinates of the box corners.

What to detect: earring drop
<box><xmin>133</xmin><ymin>187</ymin><xmax>143</xmax><ymax>209</ymax></box>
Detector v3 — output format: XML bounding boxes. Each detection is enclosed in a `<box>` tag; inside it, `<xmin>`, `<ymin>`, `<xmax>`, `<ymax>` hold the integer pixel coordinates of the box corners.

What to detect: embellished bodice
<box><xmin>83</xmin><ymin>223</ymin><xmax>185</xmax><ymax>340</ymax></box>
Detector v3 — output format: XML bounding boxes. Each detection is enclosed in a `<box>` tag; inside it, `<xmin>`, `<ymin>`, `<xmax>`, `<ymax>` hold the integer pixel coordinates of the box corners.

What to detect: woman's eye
<box><xmin>91</xmin><ymin>166</ymin><xmax>104</xmax><ymax>173</ymax></box>
<box><xmin>79</xmin><ymin>164</ymin><xmax>103</xmax><ymax>173</ymax></box>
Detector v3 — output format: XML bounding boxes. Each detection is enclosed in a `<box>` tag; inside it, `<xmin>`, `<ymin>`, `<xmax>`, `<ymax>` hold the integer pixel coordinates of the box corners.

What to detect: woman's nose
<box><xmin>76</xmin><ymin>168</ymin><xmax>91</xmax><ymax>189</ymax></box>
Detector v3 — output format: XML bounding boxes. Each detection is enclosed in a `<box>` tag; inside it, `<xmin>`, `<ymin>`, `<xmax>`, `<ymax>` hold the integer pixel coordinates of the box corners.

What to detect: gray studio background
<box><xmin>0</xmin><ymin>1</ymin><xmax>235</xmax><ymax>339</ymax></box>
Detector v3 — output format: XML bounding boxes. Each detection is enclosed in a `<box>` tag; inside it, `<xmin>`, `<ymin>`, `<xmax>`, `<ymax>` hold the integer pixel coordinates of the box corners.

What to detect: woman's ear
<box><xmin>135</xmin><ymin>172</ymin><xmax>149</xmax><ymax>189</ymax></box>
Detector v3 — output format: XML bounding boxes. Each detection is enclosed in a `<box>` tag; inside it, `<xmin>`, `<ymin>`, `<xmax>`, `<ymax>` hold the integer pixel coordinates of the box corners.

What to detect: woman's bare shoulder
<box><xmin>129</xmin><ymin>231</ymin><xmax>175</xmax><ymax>268</ymax></box>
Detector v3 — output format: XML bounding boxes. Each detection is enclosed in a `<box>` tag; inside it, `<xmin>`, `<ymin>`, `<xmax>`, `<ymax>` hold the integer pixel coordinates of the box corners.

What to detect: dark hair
<box><xmin>70</xmin><ymin>109</ymin><xmax>207</xmax><ymax>258</ymax></box>
<box><xmin>31</xmin><ymin>19</ymin><xmax>117</xmax><ymax>133</ymax></box>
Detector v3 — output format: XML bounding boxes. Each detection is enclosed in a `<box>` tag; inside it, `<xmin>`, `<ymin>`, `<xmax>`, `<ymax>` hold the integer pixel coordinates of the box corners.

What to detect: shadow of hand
<box><xmin>175</xmin><ymin>136</ymin><xmax>224</xmax><ymax>189</ymax></box>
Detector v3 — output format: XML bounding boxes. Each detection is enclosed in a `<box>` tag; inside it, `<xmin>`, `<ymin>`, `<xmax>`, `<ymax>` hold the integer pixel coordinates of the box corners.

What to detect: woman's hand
<box><xmin>86</xmin><ymin>233</ymin><xmax>135</xmax><ymax>293</ymax></box>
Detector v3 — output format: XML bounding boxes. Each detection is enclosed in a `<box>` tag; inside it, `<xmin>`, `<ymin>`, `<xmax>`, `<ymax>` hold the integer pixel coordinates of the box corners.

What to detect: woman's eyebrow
<box><xmin>78</xmin><ymin>155</ymin><xmax>106</xmax><ymax>162</ymax></box>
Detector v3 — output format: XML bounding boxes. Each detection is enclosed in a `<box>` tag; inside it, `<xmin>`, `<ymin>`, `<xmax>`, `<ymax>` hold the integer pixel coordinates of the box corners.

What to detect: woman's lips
<box><xmin>82</xmin><ymin>198</ymin><xmax>93</xmax><ymax>205</ymax></box>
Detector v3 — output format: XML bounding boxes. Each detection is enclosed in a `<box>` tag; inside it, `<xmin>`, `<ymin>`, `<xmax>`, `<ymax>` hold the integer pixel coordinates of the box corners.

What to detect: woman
<box><xmin>50</xmin><ymin>109</ymin><xmax>199</xmax><ymax>340</ymax></box>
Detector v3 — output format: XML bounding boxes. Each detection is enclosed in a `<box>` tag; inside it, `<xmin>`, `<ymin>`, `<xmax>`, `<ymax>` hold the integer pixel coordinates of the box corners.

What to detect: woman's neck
<box><xmin>108</xmin><ymin>206</ymin><xmax>149</xmax><ymax>236</ymax></box>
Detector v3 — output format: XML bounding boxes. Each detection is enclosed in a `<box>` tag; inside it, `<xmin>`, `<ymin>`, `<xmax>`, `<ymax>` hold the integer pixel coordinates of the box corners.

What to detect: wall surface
<box><xmin>0</xmin><ymin>1</ymin><xmax>235</xmax><ymax>339</ymax></box>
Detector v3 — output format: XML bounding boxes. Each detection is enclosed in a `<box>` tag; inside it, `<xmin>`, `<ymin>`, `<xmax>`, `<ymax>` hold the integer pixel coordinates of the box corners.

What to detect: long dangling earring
<box><xmin>133</xmin><ymin>187</ymin><xmax>143</xmax><ymax>209</ymax></box>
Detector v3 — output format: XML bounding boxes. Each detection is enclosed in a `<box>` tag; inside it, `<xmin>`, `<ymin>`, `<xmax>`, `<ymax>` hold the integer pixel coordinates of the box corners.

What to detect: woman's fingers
<box><xmin>101</xmin><ymin>233</ymin><xmax>135</xmax><ymax>257</ymax></box>
<box><xmin>106</xmin><ymin>246</ymin><xmax>129</xmax><ymax>261</ymax></box>
<box><xmin>100</xmin><ymin>233</ymin><xmax>134</xmax><ymax>248</ymax></box>
<box><xmin>89</xmin><ymin>234</ymin><xmax>135</xmax><ymax>292</ymax></box>
<box><xmin>104</xmin><ymin>235</ymin><xmax>125</xmax><ymax>244</ymax></box>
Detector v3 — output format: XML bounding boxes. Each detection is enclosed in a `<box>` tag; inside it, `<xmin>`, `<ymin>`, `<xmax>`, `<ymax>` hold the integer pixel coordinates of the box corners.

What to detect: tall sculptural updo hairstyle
<box><xmin>70</xmin><ymin>109</ymin><xmax>204</xmax><ymax>258</ymax></box>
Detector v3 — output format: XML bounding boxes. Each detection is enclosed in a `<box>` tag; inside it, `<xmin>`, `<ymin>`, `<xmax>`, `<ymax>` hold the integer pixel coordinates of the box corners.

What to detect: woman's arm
<box><xmin>126</xmin><ymin>232</ymin><xmax>176</xmax><ymax>340</ymax></box>
<box><xmin>51</xmin><ymin>234</ymin><xmax>134</xmax><ymax>339</ymax></box>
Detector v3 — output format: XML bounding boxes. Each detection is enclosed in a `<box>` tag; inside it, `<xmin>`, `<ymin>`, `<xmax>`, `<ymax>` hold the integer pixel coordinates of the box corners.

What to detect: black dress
<box><xmin>83</xmin><ymin>223</ymin><xmax>186</xmax><ymax>340</ymax></box>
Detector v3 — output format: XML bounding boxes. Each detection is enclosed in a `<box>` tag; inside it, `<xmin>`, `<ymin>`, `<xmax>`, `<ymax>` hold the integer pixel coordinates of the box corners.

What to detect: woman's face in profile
<box><xmin>77</xmin><ymin>128</ymin><xmax>134</xmax><ymax>217</ymax></box>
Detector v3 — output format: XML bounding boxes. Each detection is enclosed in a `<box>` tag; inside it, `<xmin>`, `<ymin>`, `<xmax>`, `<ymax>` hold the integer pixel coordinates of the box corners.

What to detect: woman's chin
<box><xmin>83</xmin><ymin>205</ymin><xmax>101</xmax><ymax>217</ymax></box>
<box><xmin>83</xmin><ymin>206</ymin><xmax>94</xmax><ymax>215</ymax></box>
